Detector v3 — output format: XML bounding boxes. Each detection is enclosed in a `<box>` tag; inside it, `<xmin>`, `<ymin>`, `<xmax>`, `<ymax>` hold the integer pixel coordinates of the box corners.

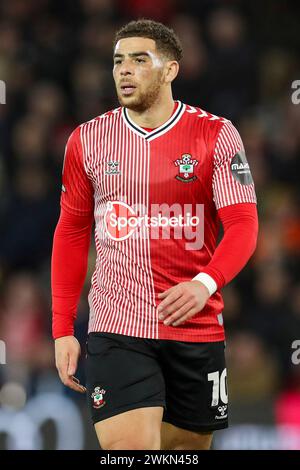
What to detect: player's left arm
<box><xmin>158</xmin><ymin>121</ymin><xmax>258</xmax><ymax>326</ymax></box>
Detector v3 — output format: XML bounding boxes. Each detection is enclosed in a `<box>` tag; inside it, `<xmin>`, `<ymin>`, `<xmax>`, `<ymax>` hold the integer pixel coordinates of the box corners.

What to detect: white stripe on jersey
<box><xmin>212</xmin><ymin>121</ymin><xmax>257</xmax><ymax>209</ymax></box>
<box><xmin>80</xmin><ymin>112</ymin><xmax>158</xmax><ymax>338</ymax></box>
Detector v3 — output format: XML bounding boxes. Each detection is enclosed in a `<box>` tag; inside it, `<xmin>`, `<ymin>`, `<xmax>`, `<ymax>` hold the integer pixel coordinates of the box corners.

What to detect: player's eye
<box><xmin>135</xmin><ymin>58</ymin><xmax>146</xmax><ymax>63</ymax></box>
<box><xmin>114</xmin><ymin>59</ymin><xmax>122</xmax><ymax>65</ymax></box>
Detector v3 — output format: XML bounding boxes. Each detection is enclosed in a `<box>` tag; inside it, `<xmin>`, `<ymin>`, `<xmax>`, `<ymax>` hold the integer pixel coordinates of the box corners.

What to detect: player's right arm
<box><xmin>51</xmin><ymin>126</ymin><xmax>94</xmax><ymax>393</ymax></box>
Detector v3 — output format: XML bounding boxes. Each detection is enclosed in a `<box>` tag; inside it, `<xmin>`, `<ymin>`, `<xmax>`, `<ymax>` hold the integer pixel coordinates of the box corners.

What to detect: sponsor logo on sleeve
<box><xmin>230</xmin><ymin>151</ymin><xmax>253</xmax><ymax>185</ymax></box>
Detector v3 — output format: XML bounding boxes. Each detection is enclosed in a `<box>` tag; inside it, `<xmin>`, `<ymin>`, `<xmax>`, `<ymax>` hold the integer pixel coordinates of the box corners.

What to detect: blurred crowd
<box><xmin>1</xmin><ymin>0</ymin><xmax>300</xmax><ymax>442</ymax></box>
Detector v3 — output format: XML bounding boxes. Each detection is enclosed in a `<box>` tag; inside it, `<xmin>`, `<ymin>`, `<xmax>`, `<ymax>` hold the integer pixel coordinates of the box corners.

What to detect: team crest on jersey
<box><xmin>174</xmin><ymin>154</ymin><xmax>198</xmax><ymax>182</ymax></box>
<box><xmin>91</xmin><ymin>386</ymin><xmax>106</xmax><ymax>409</ymax></box>
<box><xmin>105</xmin><ymin>161</ymin><xmax>121</xmax><ymax>175</ymax></box>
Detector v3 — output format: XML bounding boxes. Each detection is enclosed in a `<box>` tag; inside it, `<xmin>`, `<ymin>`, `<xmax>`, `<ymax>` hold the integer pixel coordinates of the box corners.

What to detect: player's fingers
<box><xmin>64</xmin><ymin>376</ymin><xmax>86</xmax><ymax>393</ymax></box>
<box><xmin>157</xmin><ymin>289</ymin><xmax>182</xmax><ymax>312</ymax></box>
<box><xmin>56</xmin><ymin>355</ymin><xmax>69</xmax><ymax>384</ymax></box>
<box><xmin>55</xmin><ymin>351</ymin><xmax>68</xmax><ymax>373</ymax></box>
<box><xmin>163</xmin><ymin>301</ymin><xmax>196</xmax><ymax>326</ymax></box>
<box><xmin>67</xmin><ymin>354</ymin><xmax>78</xmax><ymax>376</ymax></box>
<box><xmin>157</xmin><ymin>285</ymin><xmax>176</xmax><ymax>299</ymax></box>
<box><xmin>57</xmin><ymin>364</ymin><xmax>70</xmax><ymax>386</ymax></box>
<box><xmin>158</xmin><ymin>295</ymin><xmax>188</xmax><ymax>319</ymax></box>
<box><xmin>70</xmin><ymin>376</ymin><xmax>86</xmax><ymax>393</ymax></box>
<box><xmin>57</xmin><ymin>354</ymin><xmax>74</xmax><ymax>386</ymax></box>
<box><xmin>67</xmin><ymin>381</ymin><xmax>86</xmax><ymax>394</ymax></box>
<box><xmin>172</xmin><ymin>307</ymin><xmax>199</xmax><ymax>327</ymax></box>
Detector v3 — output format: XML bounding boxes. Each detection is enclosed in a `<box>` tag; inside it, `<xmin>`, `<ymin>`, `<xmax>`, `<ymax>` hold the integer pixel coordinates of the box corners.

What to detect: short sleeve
<box><xmin>60</xmin><ymin>126</ymin><xmax>94</xmax><ymax>216</ymax></box>
<box><xmin>212</xmin><ymin>121</ymin><xmax>257</xmax><ymax>210</ymax></box>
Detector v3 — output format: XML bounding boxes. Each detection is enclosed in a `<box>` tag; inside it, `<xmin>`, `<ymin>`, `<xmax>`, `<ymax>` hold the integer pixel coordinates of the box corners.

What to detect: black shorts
<box><xmin>85</xmin><ymin>332</ymin><xmax>228</xmax><ymax>433</ymax></box>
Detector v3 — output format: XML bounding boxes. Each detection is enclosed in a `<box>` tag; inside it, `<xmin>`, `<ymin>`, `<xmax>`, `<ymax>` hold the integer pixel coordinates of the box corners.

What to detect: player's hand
<box><xmin>157</xmin><ymin>281</ymin><xmax>210</xmax><ymax>327</ymax></box>
<box><xmin>55</xmin><ymin>336</ymin><xmax>86</xmax><ymax>393</ymax></box>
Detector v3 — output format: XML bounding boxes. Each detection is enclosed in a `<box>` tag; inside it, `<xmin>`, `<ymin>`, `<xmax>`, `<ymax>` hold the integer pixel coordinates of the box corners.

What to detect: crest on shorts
<box><xmin>91</xmin><ymin>386</ymin><xmax>106</xmax><ymax>409</ymax></box>
<box><xmin>174</xmin><ymin>154</ymin><xmax>198</xmax><ymax>182</ymax></box>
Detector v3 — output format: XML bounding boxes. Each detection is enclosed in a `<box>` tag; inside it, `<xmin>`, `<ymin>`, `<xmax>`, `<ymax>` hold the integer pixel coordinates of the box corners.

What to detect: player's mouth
<box><xmin>120</xmin><ymin>83</ymin><xmax>136</xmax><ymax>96</ymax></box>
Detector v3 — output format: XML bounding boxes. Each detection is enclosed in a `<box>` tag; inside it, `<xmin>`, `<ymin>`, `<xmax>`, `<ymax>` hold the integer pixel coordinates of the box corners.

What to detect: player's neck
<box><xmin>126</xmin><ymin>93</ymin><xmax>175</xmax><ymax>129</ymax></box>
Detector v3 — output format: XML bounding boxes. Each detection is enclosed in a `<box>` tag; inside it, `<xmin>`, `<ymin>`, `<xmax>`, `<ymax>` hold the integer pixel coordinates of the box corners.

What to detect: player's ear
<box><xmin>164</xmin><ymin>60</ymin><xmax>179</xmax><ymax>84</ymax></box>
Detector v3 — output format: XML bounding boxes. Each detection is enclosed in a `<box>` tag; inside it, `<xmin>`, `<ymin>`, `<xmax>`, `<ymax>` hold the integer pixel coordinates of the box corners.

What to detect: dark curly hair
<box><xmin>114</xmin><ymin>19</ymin><xmax>183</xmax><ymax>62</ymax></box>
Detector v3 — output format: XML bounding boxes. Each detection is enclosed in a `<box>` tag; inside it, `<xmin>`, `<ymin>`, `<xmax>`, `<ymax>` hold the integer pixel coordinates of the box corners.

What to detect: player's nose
<box><xmin>119</xmin><ymin>60</ymin><xmax>134</xmax><ymax>76</ymax></box>
<box><xmin>120</xmin><ymin>68</ymin><xmax>133</xmax><ymax>76</ymax></box>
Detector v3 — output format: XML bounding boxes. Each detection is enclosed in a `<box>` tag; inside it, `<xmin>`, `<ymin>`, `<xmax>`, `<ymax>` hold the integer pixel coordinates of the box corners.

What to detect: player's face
<box><xmin>113</xmin><ymin>37</ymin><xmax>167</xmax><ymax>112</ymax></box>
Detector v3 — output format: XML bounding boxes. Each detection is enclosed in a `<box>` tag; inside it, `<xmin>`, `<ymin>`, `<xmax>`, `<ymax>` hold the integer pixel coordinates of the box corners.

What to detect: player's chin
<box><xmin>119</xmin><ymin>96</ymin><xmax>139</xmax><ymax>109</ymax></box>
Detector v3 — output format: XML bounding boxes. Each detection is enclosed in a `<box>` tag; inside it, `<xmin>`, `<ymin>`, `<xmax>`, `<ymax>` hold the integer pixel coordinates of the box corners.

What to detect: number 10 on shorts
<box><xmin>208</xmin><ymin>369</ymin><xmax>228</xmax><ymax>407</ymax></box>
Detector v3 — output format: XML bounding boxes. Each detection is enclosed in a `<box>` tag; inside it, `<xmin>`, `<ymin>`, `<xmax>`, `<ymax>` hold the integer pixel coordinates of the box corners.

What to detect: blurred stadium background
<box><xmin>1</xmin><ymin>0</ymin><xmax>300</xmax><ymax>450</ymax></box>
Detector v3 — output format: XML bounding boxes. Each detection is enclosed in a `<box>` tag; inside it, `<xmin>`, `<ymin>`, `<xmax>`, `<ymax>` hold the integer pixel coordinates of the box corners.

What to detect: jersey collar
<box><xmin>122</xmin><ymin>100</ymin><xmax>185</xmax><ymax>142</ymax></box>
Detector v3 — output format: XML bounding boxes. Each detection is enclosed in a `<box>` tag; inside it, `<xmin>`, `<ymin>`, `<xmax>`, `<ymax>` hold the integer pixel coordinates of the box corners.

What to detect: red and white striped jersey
<box><xmin>61</xmin><ymin>101</ymin><xmax>256</xmax><ymax>342</ymax></box>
